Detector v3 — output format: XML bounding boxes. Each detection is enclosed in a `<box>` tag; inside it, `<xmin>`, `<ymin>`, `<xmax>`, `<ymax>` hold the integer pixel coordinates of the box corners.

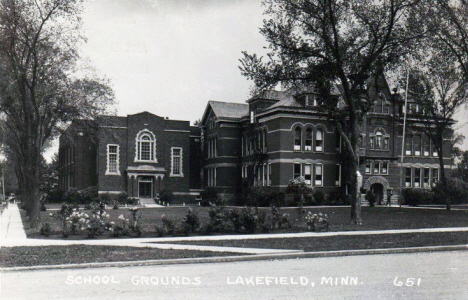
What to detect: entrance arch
<box><xmin>363</xmin><ymin>176</ymin><xmax>390</xmax><ymax>205</ymax></box>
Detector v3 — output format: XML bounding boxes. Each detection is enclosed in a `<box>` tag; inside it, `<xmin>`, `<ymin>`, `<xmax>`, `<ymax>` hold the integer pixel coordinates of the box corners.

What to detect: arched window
<box><xmin>136</xmin><ymin>131</ymin><xmax>156</xmax><ymax>162</ymax></box>
<box><xmin>375</xmin><ymin>131</ymin><xmax>383</xmax><ymax>150</ymax></box>
<box><xmin>294</xmin><ymin>127</ymin><xmax>302</xmax><ymax>151</ymax></box>
<box><xmin>315</xmin><ymin>128</ymin><xmax>323</xmax><ymax>152</ymax></box>
<box><xmin>305</xmin><ymin>128</ymin><xmax>313</xmax><ymax>151</ymax></box>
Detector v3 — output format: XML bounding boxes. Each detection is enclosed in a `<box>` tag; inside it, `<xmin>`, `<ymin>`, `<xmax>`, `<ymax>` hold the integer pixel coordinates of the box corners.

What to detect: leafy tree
<box><xmin>453</xmin><ymin>150</ymin><xmax>468</xmax><ymax>183</ymax></box>
<box><xmin>239</xmin><ymin>0</ymin><xmax>423</xmax><ymax>224</ymax></box>
<box><xmin>0</xmin><ymin>0</ymin><xmax>114</xmax><ymax>224</ymax></box>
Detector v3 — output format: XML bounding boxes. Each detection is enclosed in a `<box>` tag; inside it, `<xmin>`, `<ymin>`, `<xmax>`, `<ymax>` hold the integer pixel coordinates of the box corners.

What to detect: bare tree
<box><xmin>239</xmin><ymin>0</ymin><xmax>423</xmax><ymax>224</ymax></box>
<box><xmin>0</xmin><ymin>0</ymin><xmax>114</xmax><ymax>224</ymax></box>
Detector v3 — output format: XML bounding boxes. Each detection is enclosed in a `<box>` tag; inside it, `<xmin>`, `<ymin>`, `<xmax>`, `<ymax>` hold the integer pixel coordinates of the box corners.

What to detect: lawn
<box><xmin>0</xmin><ymin>245</ymin><xmax>242</xmax><ymax>268</ymax></box>
<box><xmin>23</xmin><ymin>205</ymin><xmax>468</xmax><ymax>239</ymax></box>
<box><xmin>163</xmin><ymin>232</ymin><xmax>468</xmax><ymax>252</ymax></box>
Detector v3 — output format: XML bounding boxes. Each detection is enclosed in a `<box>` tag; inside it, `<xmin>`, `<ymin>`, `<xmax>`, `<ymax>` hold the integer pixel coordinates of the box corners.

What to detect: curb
<box><xmin>1</xmin><ymin>244</ymin><xmax>467</xmax><ymax>273</ymax></box>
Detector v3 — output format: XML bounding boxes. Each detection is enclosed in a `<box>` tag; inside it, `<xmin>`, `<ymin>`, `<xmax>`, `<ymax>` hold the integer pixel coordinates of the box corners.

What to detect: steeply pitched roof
<box><xmin>208</xmin><ymin>101</ymin><xmax>249</xmax><ymax>120</ymax></box>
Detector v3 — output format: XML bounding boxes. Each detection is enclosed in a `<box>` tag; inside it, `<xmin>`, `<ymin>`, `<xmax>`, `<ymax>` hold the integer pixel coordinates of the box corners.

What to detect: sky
<box><xmin>44</xmin><ymin>0</ymin><xmax>468</xmax><ymax>160</ymax></box>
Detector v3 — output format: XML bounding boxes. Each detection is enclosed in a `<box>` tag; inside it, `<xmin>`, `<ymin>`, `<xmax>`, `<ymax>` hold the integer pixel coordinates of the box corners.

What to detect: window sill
<box><xmin>170</xmin><ymin>174</ymin><xmax>184</xmax><ymax>178</ymax></box>
<box><xmin>105</xmin><ymin>172</ymin><xmax>121</xmax><ymax>176</ymax></box>
<box><xmin>134</xmin><ymin>160</ymin><xmax>158</xmax><ymax>163</ymax></box>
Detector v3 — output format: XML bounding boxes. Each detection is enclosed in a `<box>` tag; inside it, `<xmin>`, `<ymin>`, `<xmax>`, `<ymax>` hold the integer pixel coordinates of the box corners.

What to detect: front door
<box><xmin>138</xmin><ymin>176</ymin><xmax>153</xmax><ymax>198</ymax></box>
<box><xmin>370</xmin><ymin>183</ymin><xmax>384</xmax><ymax>205</ymax></box>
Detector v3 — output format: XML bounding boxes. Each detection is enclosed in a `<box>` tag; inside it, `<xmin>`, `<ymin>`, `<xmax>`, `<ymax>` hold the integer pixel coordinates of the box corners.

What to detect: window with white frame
<box><xmin>106</xmin><ymin>144</ymin><xmax>119</xmax><ymax>175</ymax></box>
<box><xmin>375</xmin><ymin>131</ymin><xmax>382</xmax><ymax>149</ymax></box>
<box><xmin>423</xmin><ymin>137</ymin><xmax>430</xmax><ymax>156</ymax></box>
<box><xmin>314</xmin><ymin>164</ymin><xmax>323</xmax><ymax>186</ymax></box>
<box><xmin>294</xmin><ymin>163</ymin><xmax>302</xmax><ymax>179</ymax></box>
<box><xmin>304</xmin><ymin>164</ymin><xmax>312</xmax><ymax>185</ymax></box>
<box><xmin>170</xmin><ymin>147</ymin><xmax>183</xmax><ymax>177</ymax></box>
<box><xmin>294</xmin><ymin>127</ymin><xmax>302</xmax><ymax>151</ymax></box>
<box><xmin>423</xmin><ymin>168</ymin><xmax>430</xmax><ymax>188</ymax></box>
<box><xmin>315</xmin><ymin>129</ymin><xmax>323</xmax><ymax>152</ymax></box>
<box><xmin>432</xmin><ymin>168</ymin><xmax>439</xmax><ymax>186</ymax></box>
<box><xmin>405</xmin><ymin>134</ymin><xmax>412</xmax><ymax>156</ymax></box>
<box><xmin>381</xmin><ymin>162</ymin><xmax>388</xmax><ymax>174</ymax></box>
<box><xmin>432</xmin><ymin>141</ymin><xmax>438</xmax><ymax>157</ymax></box>
<box><xmin>136</xmin><ymin>130</ymin><xmax>156</xmax><ymax>162</ymax></box>
<box><xmin>405</xmin><ymin>168</ymin><xmax>412</xmax><ymax>187</ymax></box>
<box><xmin>414</xmin><ymin>168</ymin><xmax>421</xmax><ymax>188</ymax></box>
<box><xmin>305</xmin><ymin>128</ymin><xmax>313</xmax><ymax>151</ymax></box>
<box><xmin>365</xmin><ymin>162</ymin><xmax>371</xmax><ymax>174</ymax></box>
<box><xmin>335</xmin><ymin>164</ymin><xmax>341</xmax><ymax>186</ymax></box>
<box><xmin>414</xmin><ymin>135</ymin><xmax>422</xmax><ymax>156</ymax></box>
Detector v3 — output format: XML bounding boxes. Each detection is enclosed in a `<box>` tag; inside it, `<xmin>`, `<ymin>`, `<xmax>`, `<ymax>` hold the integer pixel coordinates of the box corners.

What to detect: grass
<box><xmin>23</xmin><ymin>205</ymin><xmax>468</xmax><ymax>239</ymax></box>
<box><xmin>0</xmin><ymin>245</ymin><xmax>242</xmax><ymax>268</ymax></box>
<box><xmin>164</xmin><ymin>232</ymin><xmax>468</xmax><ymax>252</ymax></box>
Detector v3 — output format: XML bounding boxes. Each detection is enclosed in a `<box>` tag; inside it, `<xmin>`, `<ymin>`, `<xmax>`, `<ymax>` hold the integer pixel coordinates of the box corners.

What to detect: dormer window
<box><xmin>306</xmin><ymin>94</ymin><xmax>317</xmax><ymax>107</ymax></box>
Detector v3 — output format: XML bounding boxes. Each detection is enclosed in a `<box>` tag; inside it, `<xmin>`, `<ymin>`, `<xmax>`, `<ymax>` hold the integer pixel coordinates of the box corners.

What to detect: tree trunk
<box><xmin>438</xmin><ymin>149</ymin><xmax>450</xmax><ymax>211</ymax></box>
<box><xmin>349</xmin><ymin>158</ymin><xmax>362</xmax><ymax>224</ymax></box>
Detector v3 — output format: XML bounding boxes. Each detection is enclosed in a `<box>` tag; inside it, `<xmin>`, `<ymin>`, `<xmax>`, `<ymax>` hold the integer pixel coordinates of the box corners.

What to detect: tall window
<box><xmin>294</xmin><ymin>127</ymin><xmax>302</xmax><ymax>151</ymax></box>
<box><xmin>136</xmin><ymin>131</ymin><xmax>156</xmax><ymax>162</ymax></box>
<box><xmin>335</xmin><ymin>164</ymin><xmax>341</xmax><ymax>186</ymax></box>
<box><xmin>365</xmin><ymin>162</ymin><xmax>371</xmax><ymax>174</ymax></box>
<box><xmin>381</xmin><ymin>162</ymin><xmax>388</xmax><ymax>174</ymax></box>
<box><xmin>304</xmin><ymin>164</ymin><xmax>312</xmax><ymax>185</ymax></box>
<box><xmin>414</xmin><ymin>168</ymin><xmax>421</xmax><ymax>188</ymax></box>
<box><xmin>315</xmin><ymin>129</ymin><xmax>323</xmax><ymax>152</ymax></box>
<box><xmin>106</xmin><ymin>144</ymin><xmax>119</xmax><ymax>175</ymax></box>
<box><xmin>262</xmin><ymin>130</ymin><xmax>267</xmax><ymax>152</ymax></box>
<box><xmin>383</xmin><ymin>137</ymin><xmax>389</xmax><ymax>150</ymax></box>
<box><xmin>423</xmin><ymin>137</ymin><xmax>430</xmax><ymax>156</ymax></box>
<box><xmin>305</xmin><ymin>128</ymin><xmax>313</xmax><ymax>151</ymax></box>
<box><xmin>423</xmin><ymin>168</ymin><xmax>430</xmax><ymax>188</ymax></box>
<box><xmin>294</xmin><ymin>163</ymin><xmax>301</xmax><ymax>178</ymax></box>
<box><xmin>375</xmin><ymin>131</ymin><xmax>383</xmax><ymax>149</ymax></box>
<box><xmin>315</xmin><ymin>164</ymin><xmax>323</xmax><ymax>186</ymax></box>
<box><xmin>268</xmin><ymin>163</ymin><xmax>272</xmax><ymax>186</ymax></box>
<box><xmin>432</xmin><ymin>141</ymin><xmax>438</xmax><ymax>157</ymax></box>
<box><xmin>414</xmin><ymin>135</ymin><xmax>422</xmax><ymax>156</ymax></box>
<box><xmin>405</xmin><ymin>168</ymin><xmax>412</xmax><ymax>187</ymax></box>
<box><xmin>405</xmin><ymin>135</ymin><xmax>413</xmax><ymax>156</ymax></box>
<box><xmin>171</xmin><ymin>148</ymin><xmax>183</xmax><ymax>177</ymax></box>
<box><xmin>369</xmin><ymin>137</ymin><xmax>375</xmax><ymax>149</ymax></box>
<box><xmin>432</xmin><ymin>168</ymin><xmax>439</xmax><ymax>186</ymax></box>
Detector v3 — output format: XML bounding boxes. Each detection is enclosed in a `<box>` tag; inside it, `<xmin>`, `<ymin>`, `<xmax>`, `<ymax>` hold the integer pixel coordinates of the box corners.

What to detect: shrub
<box><xmin>182</xmin><ymin>208</ymin><xmax>200</xmax><ymax>235</ymax></box>
<box><xmin>117</xmin><ymin>192</ymin><xmax>128</xmax><ymax>205</ymax></box>
<box><xmin>287</xmin><ymin>177</ymin><xmax>313</xmax><ymax>205</ymax></box>
<box><xmin>325</xmin><ymin>191</ymin><xmax>342</xmax><ymax>205</ymax></box>
<box><xmin>80</xmin><ymin>212</ymin><xmax>110</xmax><ymax>238</ymax></box>
<box><xmin>227</xmin><ymin>208</ymin><xmax>242</xmax><ymax>233</ymax></box>
<box><xmin>433</xmin><ymin>178</ymin><xmax>468</xmax><ymax>205</ymax></box>
<box><xmin>310</xmin><ymin>190</ymin><xmax>325</xmax><ymax>206</ymax></box>
<box><xmin>51</xmin><ymin>203</ymin><xmax>75</xmax><ymax>237</ymax></box>
<box><xmin>79</xmin><ymin>186</ymin><xmax>98</xmax><ymax>204</ymax></box>
<box><xmin>270</xmin><ymin>206</ymin><xmax>291</xmax><ymax>229</ymax></box>
<box><xmin>109</xmin><ymin>214</ymin><xmax>131</xmax><ymax>237</ymax></box>
<box><xmin>305</xmin><ymin>212</ymin><xmax>329</xmax><ymax>232</ymax></box>
<box><xmin>402</xmin><ymin>188</ymin><xmax>434</xmax><ymax>206</ymax></box>
<box><xmin>46</xmin><ymin>189</ymin><xmax>64</xmax><ymax>203</ymax></box>
<box><xmin>99</xmin><ymin>193</ymin><xmax>111</xmax><ymax>205</ymax></box>
<box><xmin>239</xmin><ymin>206</ymin><xmax>259</xmax><ymax>234</ymax></box>
<box><xmin>200</xmin><ymin>188</ymin><xmax>220</xmax><ymax>206</ymax></box>
<box><xmin>365</xmin><ymin>191</ymin><xmax>377</xmax><ymax>207</ymax></box>
<box><xmin>206</xmin><ymin>204</ymin><xmax>231</xmax><ymax>233</ymax></box>
<box><xmin>160</xmin><ymin>190</ymin><xmax>174</xmax><ymax>205</ymax></box>
<box><xmin>64</xmin><ymin>188</ymin><xmax>80</xmax><ymax>204</ymax></box>
<box><xmin>156</xmin><ymin>214</ymin><xmax>176</xmax><ymax>237</ymax></box>
<box><xmin>40</xmin><ymin>223</ymin><xmax>51</xmax><ymax>237</ymax></box>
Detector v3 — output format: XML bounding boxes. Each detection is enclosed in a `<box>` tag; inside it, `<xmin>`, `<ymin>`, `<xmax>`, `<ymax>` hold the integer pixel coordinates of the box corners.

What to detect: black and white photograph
<box><xmin>1</xmin><ymin>0</ymin><xmax>468</xmax><ymax>299</ymax></box>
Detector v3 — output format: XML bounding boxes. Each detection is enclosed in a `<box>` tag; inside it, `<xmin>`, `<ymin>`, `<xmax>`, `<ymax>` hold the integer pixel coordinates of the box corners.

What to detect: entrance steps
<box><xmin>138</xmin><ymin>198</ymin><xmax>156</xmax><ymax>206</ymax></box>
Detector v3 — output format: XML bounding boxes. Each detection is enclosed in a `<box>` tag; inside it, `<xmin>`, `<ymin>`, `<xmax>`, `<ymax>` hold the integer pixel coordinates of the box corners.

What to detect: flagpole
<box><xmin>399</xmin><ymin>69</ymin><xmax>409</xmax><ymax>210</ymax></box>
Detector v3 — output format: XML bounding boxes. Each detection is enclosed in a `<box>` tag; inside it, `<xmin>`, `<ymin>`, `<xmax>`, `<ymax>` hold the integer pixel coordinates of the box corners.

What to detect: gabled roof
<box><xmin>201</xmin><ymin>101</ymin><xmax>249</xmax><ymax>124</ymax></box>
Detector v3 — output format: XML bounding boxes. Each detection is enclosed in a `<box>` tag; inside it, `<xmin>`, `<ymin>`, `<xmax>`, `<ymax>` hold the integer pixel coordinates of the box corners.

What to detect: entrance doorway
<box><xmin>370</xmin><ymin>183</ymin><xmax>384</xmax><ymax>205</ymax></box>
<box><xmin>138</xmin><ymin>176</ymin><xmax>153</xmax><ymax>198</ymax></box>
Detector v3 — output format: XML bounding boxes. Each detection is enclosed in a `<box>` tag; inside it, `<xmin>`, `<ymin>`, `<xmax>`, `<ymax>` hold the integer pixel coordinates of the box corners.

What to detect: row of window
<box><xmin>365</xmin><ymin>161</ymin><xmax>389</xmax><ymax>175</ymax></box>
<box><xmin>206</xmin><ymin>137</ymin><xmax>218</xmax><ymax>158</ymax></box>
<box><xmin>405</xmin><ymin>135</ymin><xmax>438</xmax><ymax>157</ymax></box>
<box><xmin>405</xmin><ymin>167</ymin><xmax>439</xmax><ymax>188</ymax></box>
<box><xmin>242</xmin><ymin>130</ymin><xmax>267</xmax><ymax>156</ymax></box>
<box><xmin>294</xmin><ymin>127</ymin><xmax>329</xmax><ymax>152</ymax></box>
<box><xmin>293</xmin><ymin>163</ymin><xmax>341</xmax><ymax>187</ymax></box>
<box><xmin>207</xmin><ymin>167</ymin><xmax>217</xmax><ymax>187</ymax></box>
<box><xmin>368</xmin><ymin>131</ymin><xmax>390</xmax><ymax>150</ymax></box>
<box><xmin>241</xmin><ymin>164</ymin><xmax>273</xmax><ymax>187</ymax></box>
<box><xmin>106</xmin><ymin>144</ymin><xmax>183</xmax><ymax>177</ymax></box>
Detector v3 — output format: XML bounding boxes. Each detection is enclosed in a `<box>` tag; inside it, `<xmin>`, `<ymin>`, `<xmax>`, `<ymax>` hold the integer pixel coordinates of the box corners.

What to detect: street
<box><xmin>1</xmin><ymin>250</ymin><xmax>467</xmax><ymax>300</ymax></box>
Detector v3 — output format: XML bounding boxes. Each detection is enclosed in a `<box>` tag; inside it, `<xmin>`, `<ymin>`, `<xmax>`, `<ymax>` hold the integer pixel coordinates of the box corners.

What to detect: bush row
<box><xmin>402</xmin><ymin>178</ymin><xmax>468</xmax><ymax>206</ymax></box>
